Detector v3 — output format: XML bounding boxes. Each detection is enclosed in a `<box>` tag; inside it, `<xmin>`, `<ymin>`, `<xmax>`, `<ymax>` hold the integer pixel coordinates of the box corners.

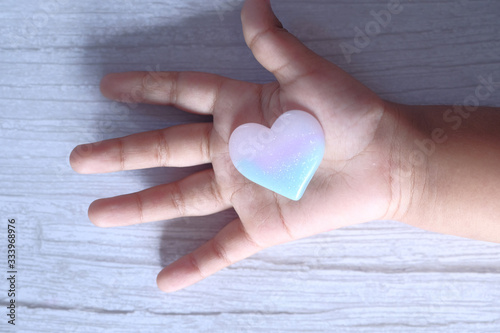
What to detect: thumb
<box><xmin>241</xmin><ymin>0</ymin><xmax>331</xmax><ymax>85</ymax></box>
<box><xmin>241</xmin><ymin>0</ymin><xmax>382</xmax><ymax>115</ymax></box>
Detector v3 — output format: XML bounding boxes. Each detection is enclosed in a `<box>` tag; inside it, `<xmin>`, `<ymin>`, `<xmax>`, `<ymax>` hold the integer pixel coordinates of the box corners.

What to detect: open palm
<box><xmin>71</xmin><ymin>0</ymin><xmax>398</xmax><ymax>292</ymax></box>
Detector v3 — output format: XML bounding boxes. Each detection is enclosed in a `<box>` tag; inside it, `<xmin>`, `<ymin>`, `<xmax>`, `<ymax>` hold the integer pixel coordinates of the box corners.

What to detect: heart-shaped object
<box><xmin>229</xmin><ymin>110</ymin><xmax>325</xmax><ymax>201</ymax></box>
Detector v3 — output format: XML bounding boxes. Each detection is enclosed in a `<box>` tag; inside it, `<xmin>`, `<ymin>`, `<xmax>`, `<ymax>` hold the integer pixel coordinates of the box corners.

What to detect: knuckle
<box><xmin>167</xmin><ymin>72</ymin><xmax>180</xmax><ymax>104</ymax></box>
<box><xmin>209</xmin><ymin>79</ymin><xmax>223</xmax><ymax>113</ymax></box>
<box><xmin>170</xmin><ymin>182</ymin><xmax>186</xmax><ymax>216</ymax></box>
<box><xmin>187</xmin><ymin>253</ymin><xmax>206</xmax><ymax>279</ymax></box>
<box><xmin>248</xmin><ymin>26</ymin><xmax>274</xmax><ymax>52</ymax></box>
<box><xmin>117</xmin><ymin>137</ymin><xmax>126</xmax><ymax>171</ymax></box>
<box><xmin>237</xmin><ymin>221</ymin><xmax>262</xmax><ymax>250</ymax></box>
<box><xmin>156</xmin><ymin>130</ymin><xmax>170</xmax><ymax>167</ymax></box>
<box><xmin>208</xmin><ymin>172</ymin><xmax>224</xmax><ymax>207</ymax></box>
<box><xmin>134</xmin><ymin>192</ymin><xmax>145</xmax><ymax>224</ymax></box>
<box><xmin>210</xmin><ymin>238</ymin><xmax>232</xmax><ymax>266</ymax></box>
<box><xmin>274</xmin><ymin>194</ymin><xmax>294</xmax><ymax>240</ymax></box>
<box><xmin>139</xmin><ymin>71</ymin><xmax>180</xmax><ymax>103</ymax></box>
<box><xmin>199</xmin><ymin>125</ymin><xmax>212</xmax><ymax>163</ymax></box>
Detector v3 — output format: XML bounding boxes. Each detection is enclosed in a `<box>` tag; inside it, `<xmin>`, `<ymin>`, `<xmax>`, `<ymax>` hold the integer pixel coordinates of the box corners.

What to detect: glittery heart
<box><xmin>228</xmin><ymin>110</ymin><xmax>325</xmax><ymax>201</ymax></box>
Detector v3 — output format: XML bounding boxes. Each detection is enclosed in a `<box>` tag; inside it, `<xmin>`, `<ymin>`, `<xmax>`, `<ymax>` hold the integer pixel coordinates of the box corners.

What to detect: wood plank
<box><xmin>1</xmin><ymin>0</ymin><xmax>499</xmax><ymax>331</ymax></box>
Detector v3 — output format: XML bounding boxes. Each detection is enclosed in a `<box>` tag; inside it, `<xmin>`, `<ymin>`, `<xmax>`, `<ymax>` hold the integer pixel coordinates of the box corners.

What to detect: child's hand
<box><xmin>70</xmin><ymin>0</ymin><xmax>500</xmax><ymax>292</ymax></box>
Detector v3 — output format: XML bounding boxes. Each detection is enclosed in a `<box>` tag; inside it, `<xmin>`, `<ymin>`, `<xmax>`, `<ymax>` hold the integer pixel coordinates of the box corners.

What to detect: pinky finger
<box><xmin>156</xmin><ymin>218</ymin><xmax>262</xmax><ymax>293</ymax></box>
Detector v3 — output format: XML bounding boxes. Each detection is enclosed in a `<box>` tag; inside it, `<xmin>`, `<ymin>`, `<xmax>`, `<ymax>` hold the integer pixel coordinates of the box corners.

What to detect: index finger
<box><xmin>100</xmin><ymin>71</ymin><xmax>241</xmax><ymax>115</ymax></box>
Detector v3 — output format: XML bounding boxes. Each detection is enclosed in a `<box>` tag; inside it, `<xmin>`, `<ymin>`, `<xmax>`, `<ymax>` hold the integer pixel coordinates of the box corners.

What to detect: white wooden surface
<box><xmin>1</xmin><ymin>0</ymin><xmax>500</xmax><ymax>332</ymax></box>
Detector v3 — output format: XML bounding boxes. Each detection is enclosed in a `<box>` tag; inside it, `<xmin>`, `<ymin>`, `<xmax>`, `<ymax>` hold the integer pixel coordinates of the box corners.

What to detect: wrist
<box><xmin>379</xmin><ymin>102</ymin><xmax>434</xmax><ymax>227</ymax></box>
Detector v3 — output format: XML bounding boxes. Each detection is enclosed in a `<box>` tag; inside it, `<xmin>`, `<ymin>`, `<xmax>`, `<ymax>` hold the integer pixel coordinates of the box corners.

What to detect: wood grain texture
<box><xmin>1</xmin><ymin>0</ymin><xmax>500</xmax><ymax>332</ymax></box>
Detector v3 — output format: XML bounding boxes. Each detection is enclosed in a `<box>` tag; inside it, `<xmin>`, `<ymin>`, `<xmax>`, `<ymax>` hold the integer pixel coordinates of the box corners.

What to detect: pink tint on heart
<box><xmin>229</xmin><ymin>110</ymin><xmax>325</xmax><ymax>200</ymax></box>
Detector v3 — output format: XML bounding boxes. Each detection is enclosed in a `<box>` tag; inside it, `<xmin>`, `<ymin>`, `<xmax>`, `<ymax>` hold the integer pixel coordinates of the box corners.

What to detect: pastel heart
<box><xmin>229</xmin><ymin>110</ymin><xmax>325</xmax><ymax>201</ymax></box>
